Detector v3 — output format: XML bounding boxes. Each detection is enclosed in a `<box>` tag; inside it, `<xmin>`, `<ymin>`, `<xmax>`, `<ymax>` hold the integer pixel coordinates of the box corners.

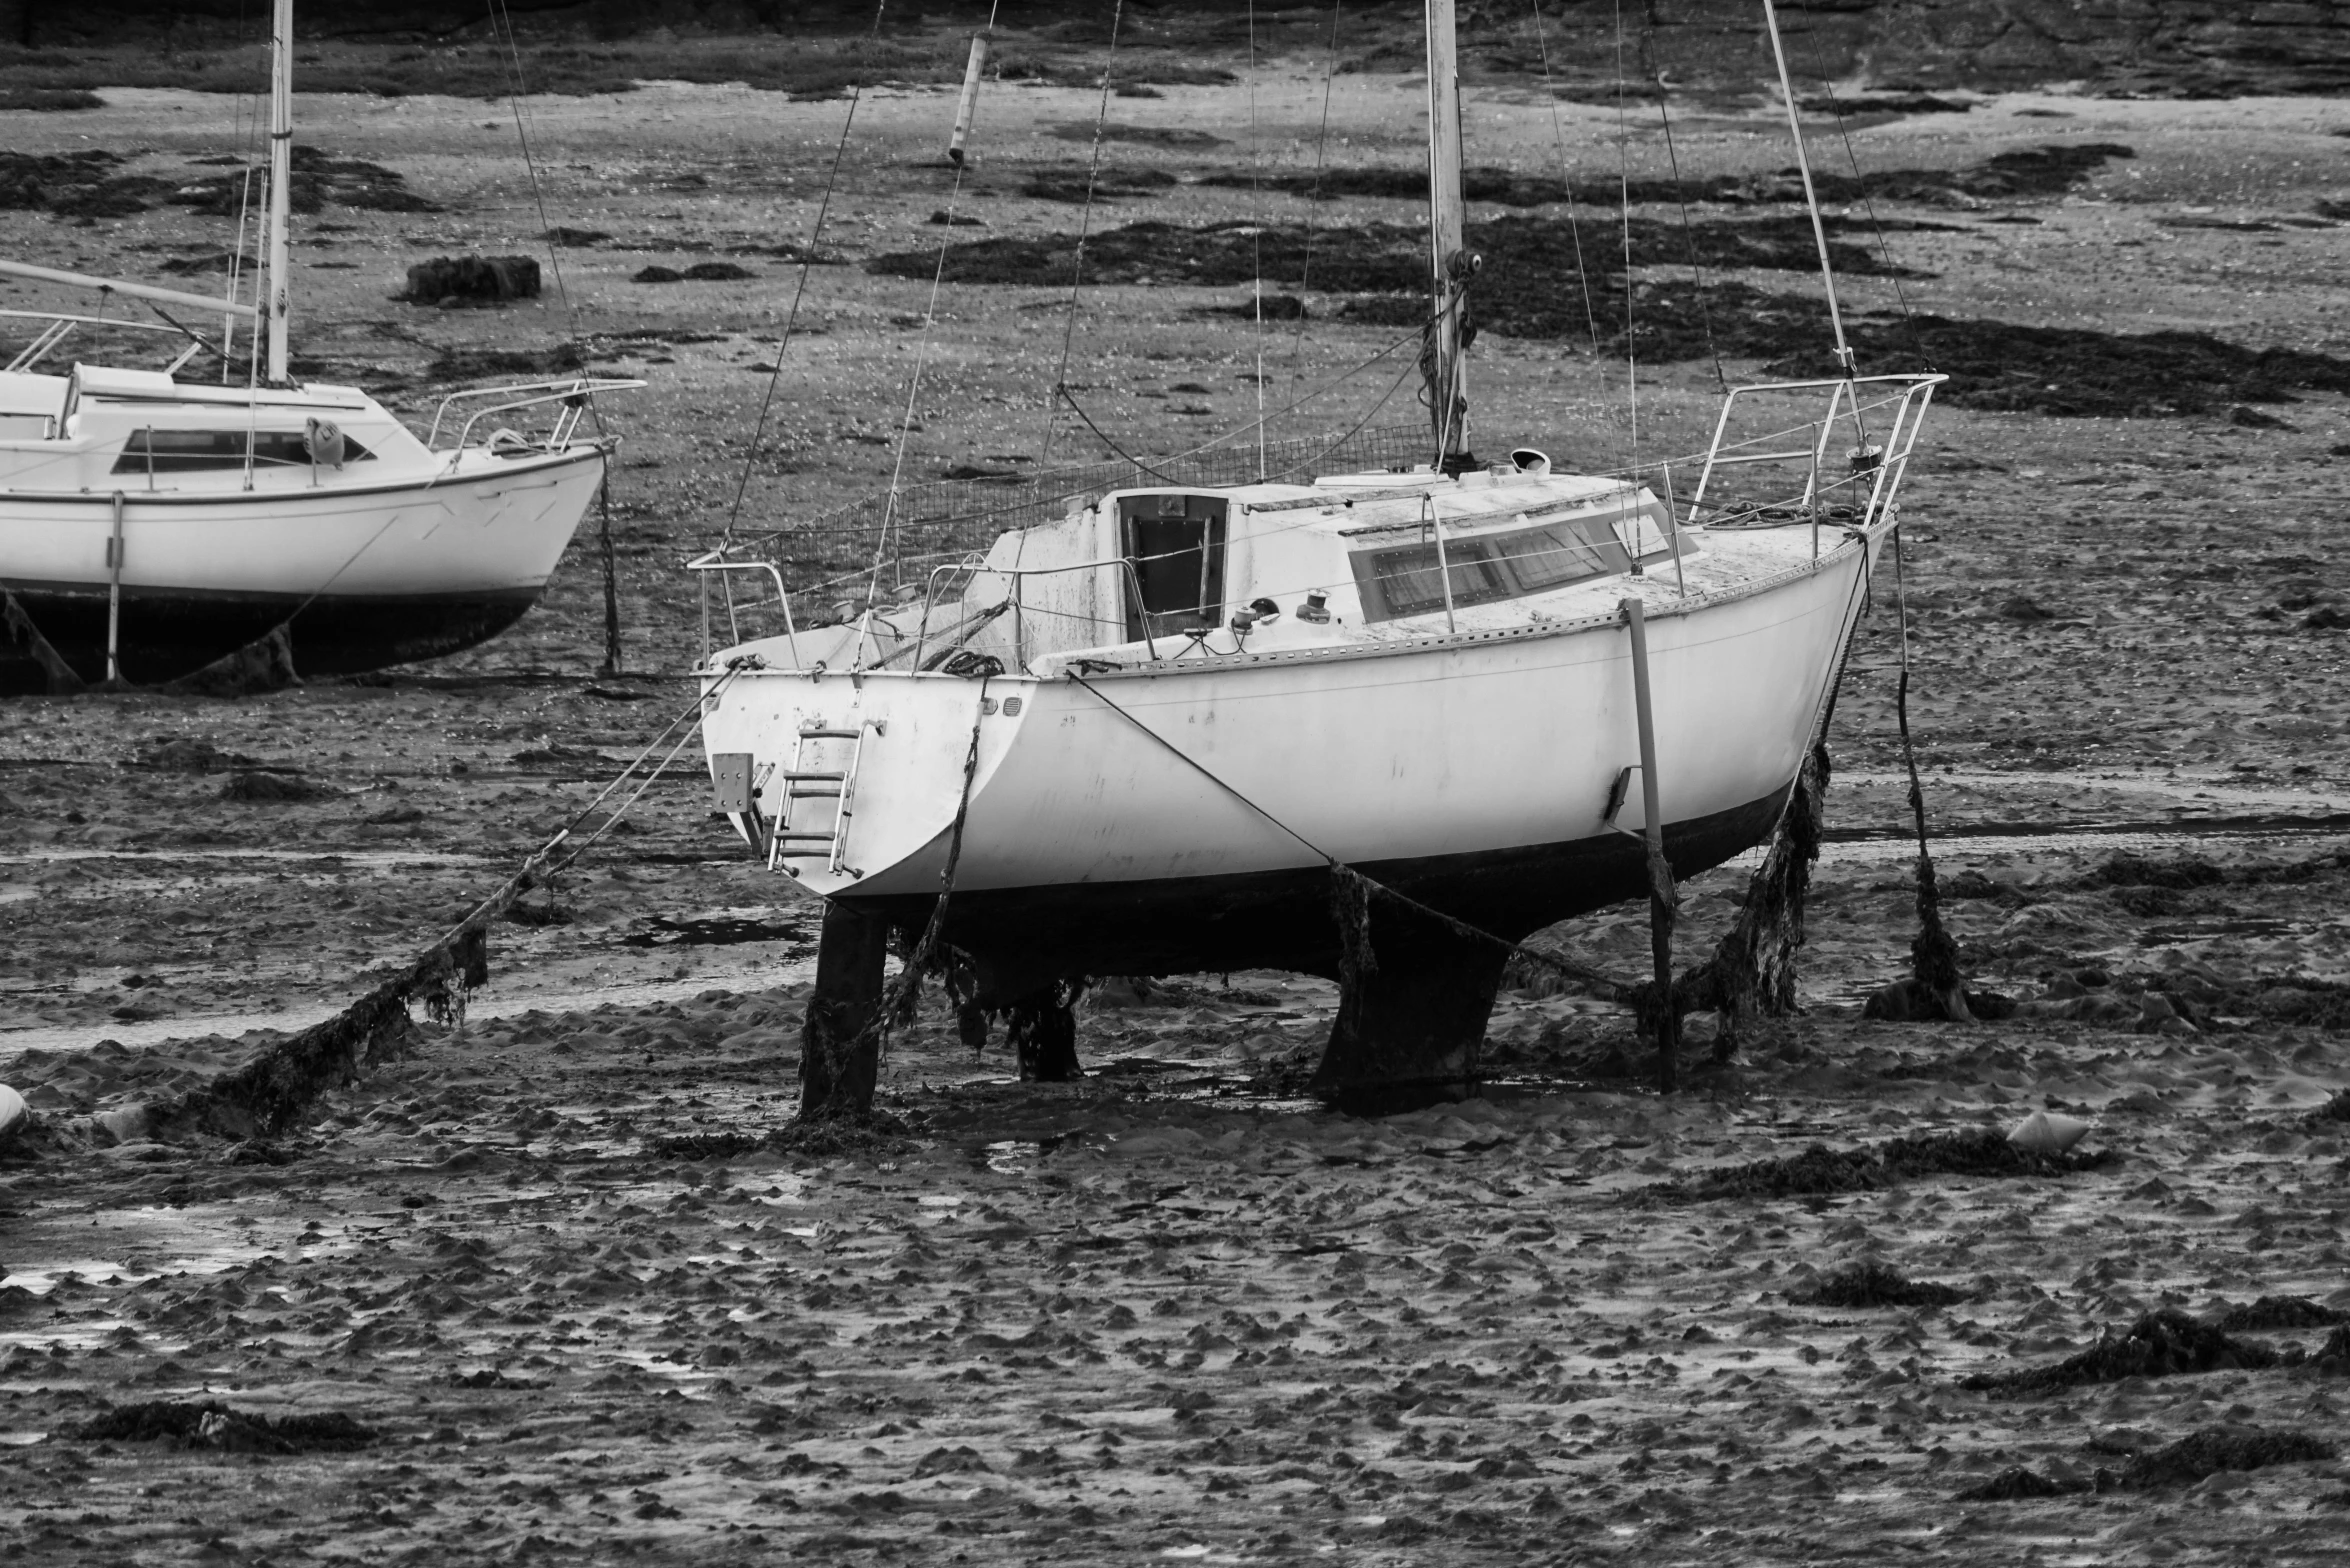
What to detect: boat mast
<box><xmin>262</xmin><ymin>0</ymin><xmax>294</xmax><ymax>386</ymax></box>
<box><xmin>1759</xmin><ymin>0</ymin><xmax>1850</xmax><ymax>372</ymax></box>
<box><xmin>1423</xmin><ymin>0</ymin><xmax>1476</xmax><ymax>466</ymax></box>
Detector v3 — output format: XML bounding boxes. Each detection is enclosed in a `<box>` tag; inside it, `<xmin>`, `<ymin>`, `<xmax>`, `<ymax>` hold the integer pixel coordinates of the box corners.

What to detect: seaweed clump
<box><xmin>1955</xmin><ymin>1465</ymin><xmax>2088</xmax><ymax>1501</ymax></box>
<box><xmin>1801</xmin><ymin>1259</ymin><xmax>1970</xmax><ymax>1309</ymax></box>
<box><xmin>1649</xmin><ymin>1127</ymin><xmax>2109</xmax><ymax>1204</ymax></box>
<box><xmin>63</xmin><ymin>1401</ymin><xmax>375</xmax><ymax>1454</ymax></box>
<box><xmin>1953</xmin><ymin>1426</ymin><xmax>2333</xmax><ymax>1501</ymax></box>
<box><xmin>646</xmin><ymin>1130</ymin><xmax>765</xmax><ymax>1161</ymax></box>
<box><xmin>2210</xmin><ymin>1295</ymin><xmax>2347</xmax><ymax>1332</ymax></box>
<box><xmin>1962</xmin><ymin>1308</ymin><xmax>2276</xmax><ymax>1397</ymax></box>
<box><xmin>2119</xmin><ymin>1426</ymin><xmax>2335</xmax><ymax>1488</ymax></box>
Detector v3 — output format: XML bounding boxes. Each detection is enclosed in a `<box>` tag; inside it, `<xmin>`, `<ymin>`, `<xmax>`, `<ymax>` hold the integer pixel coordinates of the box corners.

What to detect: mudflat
<box><xmin>3</xmin><ymin>46</ymin><xmax>2349</xmax><ymax>1566</ymax></box>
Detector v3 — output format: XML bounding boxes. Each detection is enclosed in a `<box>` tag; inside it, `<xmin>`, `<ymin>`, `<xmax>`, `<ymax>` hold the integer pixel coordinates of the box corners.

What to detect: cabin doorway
<box><xmin>1120</xmin><ymin>493</ymin><xmax>1228</xmax><ymax>642</ymax></box>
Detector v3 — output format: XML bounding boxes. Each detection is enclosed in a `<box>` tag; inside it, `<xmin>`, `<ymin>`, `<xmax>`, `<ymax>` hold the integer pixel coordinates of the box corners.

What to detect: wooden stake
<box><xmin>596</xmin><ymin>476</ymin><xmax>622</xmax><ymax>676</ymax></box>
<box><xmin>1624</xmin><ymin>597</ymin><xmax>1679</xmax><ymax>1092</ymax></box>
<box><xmin>105</xmin><ymin>490</ymin><xmax>125</xmax><ymax>687</ymax></box>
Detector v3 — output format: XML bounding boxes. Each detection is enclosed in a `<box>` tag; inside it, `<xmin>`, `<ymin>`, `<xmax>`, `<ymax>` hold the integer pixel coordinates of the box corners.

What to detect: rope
<box><xmin>145</xmin><ymin>667</ymin><xmax>745</xmax><ymax>1140</ymax></box>
<box><xmin>723</xmin><ymin>88</ymin><xmax>864</xmax><ymax>547</ymax></box>
<box><xmin>1528</xmin><ymin>0</ymin><xmax>1602</xmax><ymax>357</ymax></box>
<box><xmin>1039</xmin><ymin>0</ymin><xmax>1127</xmax><ymax>470</ymax></box>
<box><xmin>831</xmin><ymin>682</ymin><xmax>990</xmax><ymax>1062</ymax></box>
<box><xmin>1889</xmin><ymin>521</ymin><xmax>1967</xmax><ymax>1014</ymax></box>
<box><xmin>1065</xmin><ymin>671</ymin><xmax>1627</xmax><ymax>1000</ymax></box>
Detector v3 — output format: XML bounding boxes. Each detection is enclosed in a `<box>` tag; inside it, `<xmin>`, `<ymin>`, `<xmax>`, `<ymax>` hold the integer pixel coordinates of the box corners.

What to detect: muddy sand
<box><xmin>3</xmin><ymin>54</ymin><xmax>2350</xmax><ymax>1567</ymax></box>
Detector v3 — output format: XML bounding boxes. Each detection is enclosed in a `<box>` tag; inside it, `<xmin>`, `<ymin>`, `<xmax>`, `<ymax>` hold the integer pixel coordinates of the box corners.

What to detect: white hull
<box><xmin>702</xmin><ymin>531</ymin><xmax>1876</xmax><ymax>939</ymax></box>
<box><xmin>0</xmin><ymin>448</ymin><xmax>604</xmax><ymax>601</ymax></box>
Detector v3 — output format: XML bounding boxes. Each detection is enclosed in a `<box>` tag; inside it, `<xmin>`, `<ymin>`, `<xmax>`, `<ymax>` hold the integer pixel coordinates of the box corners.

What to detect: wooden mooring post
<box><xmin>1623</xmin><ymin>597</ymin><xmax>1680</xmax><ymax>1092</ymax></box>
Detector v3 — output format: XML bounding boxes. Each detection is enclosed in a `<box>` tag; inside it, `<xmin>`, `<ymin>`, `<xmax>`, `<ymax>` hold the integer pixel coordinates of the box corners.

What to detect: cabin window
<box><xmin>1352</xmin><ymin>540</ymin><xmax>1514</xmax><ymax>621</ymax></box>
<box><xmin>1348</xmin><ymin>506</ymin><xmax>1670</xmax><ymax>624</ymax></box>
<box><xmin>1491</xmin><ymin>514</ymin><xmax>1635</xmax><ymax>591</ymax></box>
<box><xmin>1122</xmin><ymin>494</ymin><xmax>1228</xmax><ymax>640</ymax></box>
<box><xmin>110</xmin><ymin>428</ymin><xmax>375</xmax><ymax>474</ymax></box>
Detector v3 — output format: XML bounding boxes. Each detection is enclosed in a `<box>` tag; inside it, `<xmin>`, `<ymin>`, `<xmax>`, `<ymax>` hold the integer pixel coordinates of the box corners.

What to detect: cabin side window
<box><xmin>1121</xmin><ymin>494</ymin><xmax>1228</xmax><ymax>640</ymax></box>
<box><xmin>1349</xmin><ymin>507</ymin><xmax>1666</xmax><ymax>624</ymax></box>
<box><xmin>110</xmin><ymin>429</ymin><xmax>376</xmax><ymax>474</ymax></box>
<box><xmin>1350</xmin><ymin>540</ymin><xmax>1514</xmax><ymax>621</ymax></box>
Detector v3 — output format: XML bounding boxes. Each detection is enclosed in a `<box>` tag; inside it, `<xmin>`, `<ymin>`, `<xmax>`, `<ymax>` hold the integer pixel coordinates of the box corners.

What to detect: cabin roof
<box><xmin>1094</xmin><ymin>468</ymin><xmax>1651</xmax><ymax>538</ymax></box>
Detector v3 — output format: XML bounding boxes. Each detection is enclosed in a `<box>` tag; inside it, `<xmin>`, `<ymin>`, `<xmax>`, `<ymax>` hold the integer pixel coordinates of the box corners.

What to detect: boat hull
<box><xmin>0</xmin><ymin>581</ymin><xmax>541</xmax><ymax>689</ymax></box>
<box><xmin>853</xmin><ymin>784</ymin><xmax>1790</xmax><ymax>998</ymax></box>
<box><xmin>0</xmin><ymin>447</ymin><xmax>603</xmax><ymax>690</ymax></box>
<box><xmin>701</xmin><ymin>530</ymin><xmax>1879</xmax><ymax>994</ymax></box>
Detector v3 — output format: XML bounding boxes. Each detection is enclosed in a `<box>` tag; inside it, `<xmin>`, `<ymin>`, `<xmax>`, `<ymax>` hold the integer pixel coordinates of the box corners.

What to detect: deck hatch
<box><xmin>1121</xmin><ymin>494</ymin><xmax>1228</xmax><ymax>640</ymax></box>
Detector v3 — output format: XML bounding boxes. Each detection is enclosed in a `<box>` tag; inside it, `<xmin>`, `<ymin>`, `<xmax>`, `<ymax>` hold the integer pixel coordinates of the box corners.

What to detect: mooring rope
<box><xmin>1064</xmin><ymin>671</ymin><xmax>1625</xmax><ymax>999</ymax></box>
<box><xmin>145</xmin><ymin>667</ymin><xmax>746</xmax><ymax>1140</ymax></box>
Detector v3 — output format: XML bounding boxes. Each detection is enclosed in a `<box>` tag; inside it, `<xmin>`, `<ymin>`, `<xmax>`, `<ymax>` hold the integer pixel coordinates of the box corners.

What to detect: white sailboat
<box><xmin>0</xmin><ymin>0</ymin><xmax>635</xmax><ymax>693</ymax></box>
<box><xmin>696</xmin><ymin>0</ymin><xmax>1942</xmax><ymax>1107</ymax></box>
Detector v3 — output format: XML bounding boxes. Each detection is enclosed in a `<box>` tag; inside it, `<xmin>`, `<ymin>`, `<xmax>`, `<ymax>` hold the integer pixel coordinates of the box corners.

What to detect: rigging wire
<box><xmin>1282</xmin><ymin>0</ymin><xmax>1347</xmax><ymax>423</ymax></box>
<box><xmin>486</xmin><ymin>2</ymin><xmax>581</xmax><ymax>348</ymax></box>
<box><xmin>1651</xmin><ymin>67</ymin><xmax>1727</xmax><ymax>393</ymax></box>
<box><xmin>867</xmin><ymin>142</ymin><xmax>977</xmax><ymax>604</ymax></box>
<box><xmin>1053</xmin><ymin>290</ymin><xmax>1456</xmax><ymax>481</ymax></box>
<box><xmin>1039</xmin><ymin>0</ymin><xmax>1128</xmax><ymax>470</ymax></box>
<box><xmin>1247</xmin><ymin>0</ymin><xmax>1267</xmax><ymax>481</ymax></box>
<box><xmin>1057</xmin><ymin>339</ymin><xmax>1421</xmax><ymax>490</ymax></box>
<box><xmin>721</xmin><ymin>90</ymin><xmax>865</xmax><ymax>546</ymax></box>
<box><xmin>1809</xmin><ymin>75</ymin><xmax>1934</xmax><ymax>373</ymax></box>
<box><xmin>1527</xmin><ymin>0</ymin><xmax>1602</xmax><ymax>357</ymax></box>
<box><xmin>1611</xmin><ymin>0</ymin><xmax>1638</xmax><ymax>471</ymax></box>
<box><xmin>863</xmin><ymin>0</ymin><xmax>1007</xmax><ymax>604</ymax></box>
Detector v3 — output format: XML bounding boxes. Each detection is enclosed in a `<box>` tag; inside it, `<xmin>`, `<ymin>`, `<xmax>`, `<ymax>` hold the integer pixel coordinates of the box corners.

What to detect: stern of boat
<box><xmin>698</xmin><ymin>661</ymin><xmax>1024</xmax><ymax>899</ymax></box>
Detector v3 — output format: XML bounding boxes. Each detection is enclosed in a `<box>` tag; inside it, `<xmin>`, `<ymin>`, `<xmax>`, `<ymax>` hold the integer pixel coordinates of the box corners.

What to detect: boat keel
<box><xmin>800</xmin><ymin>900</ymin><xmax>889</xmax><ymax>1119</ymax></box>
<box><xmin>0</xmin><ymin>583</ymin><xmax>543</xmax><ymax>694</ymax></box>
<box><xmin>1310</xmin><ymin>891</ymin><xmax>1511</xmax><ymax>1114</ymax></box>
<box><xmin>1005</xmin><ymin>981</ymin><xmax>1084</xmax><ymax>1083</ymax></box>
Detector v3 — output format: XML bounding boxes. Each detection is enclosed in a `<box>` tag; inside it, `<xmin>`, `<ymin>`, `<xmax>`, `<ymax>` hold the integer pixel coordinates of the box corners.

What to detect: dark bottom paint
<box><xmin>0</xmin><ymin>582</ymin><xmax>543</xmax><ymax>694</ymax></box>
<box><xmin>852</xmin><ymin>785</ymin><xmax>1790</xmax><ymax>996</ymax></box>
<box><xmin>839</xmin><ymin>785</ymin><xmax>1792</xmax><ymax>1107</ymax></box>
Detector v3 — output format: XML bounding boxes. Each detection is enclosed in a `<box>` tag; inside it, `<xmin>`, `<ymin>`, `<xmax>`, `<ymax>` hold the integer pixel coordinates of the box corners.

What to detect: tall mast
<box><xmin>1423</xmin><ymin>0</ymin><xmax>1476</xmax><ymax>466</ymax></box>
<box><xmin>262</xmin><ymin>0</ymin><xmax>294</xmax><ymax>385</ymax></box>
<box><xmin>1760</xmin><ymin>0</ymin><xmax>1850</xmax><ymax>372</ymax></box>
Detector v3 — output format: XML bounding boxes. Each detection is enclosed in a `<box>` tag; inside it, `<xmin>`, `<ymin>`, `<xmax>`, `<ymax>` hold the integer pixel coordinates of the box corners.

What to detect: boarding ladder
<box><xmin>770</xmin><ymin>718</ymin><xmax>879</xmax><ymax>878</ymax></box>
